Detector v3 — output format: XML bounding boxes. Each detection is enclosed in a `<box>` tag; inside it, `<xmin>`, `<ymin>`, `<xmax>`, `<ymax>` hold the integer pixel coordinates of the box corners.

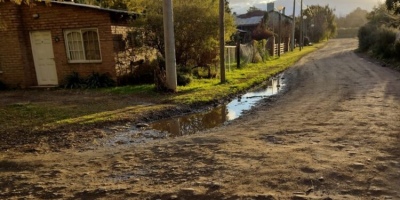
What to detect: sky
<box><xmin>228</xmin><ymin>0</ymin><xmax>381</xmax><ymax>17</ymax></box>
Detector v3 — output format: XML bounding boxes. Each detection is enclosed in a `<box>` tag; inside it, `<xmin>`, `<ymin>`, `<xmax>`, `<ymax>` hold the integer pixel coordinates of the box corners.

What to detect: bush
<box><xmin>358</xmin><ymin>24</ymin><xmax>377</xmax><ymax>52</ymax></box>
<box><xmin>254</xmin><ymin>39</ymin><xmax>270</xmax><ymax>62</ymax></box>
<box><xmin>118</xmin><ymin>60</ymin><xmax>157</xmax><ymax>86</ymax></box>
<box><xmin>86</xmin><ymin>72</ymin><xmax>116</xmax><ymax>89</ymax></box>
<box><xmin>372</xmin><ymin>26</ymin><xmax>398</xmax><ymax>59</ymax></box>
<box><xmin>177</xmin><ymin>73</ymin><xmax>191</xmax><ymax>86</ymax></box>
<box><xmin>64</xmin><ymin>72</ymin><xmax>85</xmax><ymax>89</ymax></box>
<box><xmin>0</xmin><ymin>80</ymin><xmax>8</xmax><ymax>90</ymax></box>
<box><xmin>63</xmin><ymin>72</ymin><xmax>116</xmax><ymax>89</ymax></box>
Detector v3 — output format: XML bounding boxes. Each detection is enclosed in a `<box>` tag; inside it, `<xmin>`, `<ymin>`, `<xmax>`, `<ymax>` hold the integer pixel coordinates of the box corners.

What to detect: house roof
<box><xmin>50</xmin><ymin>1</ymin><xmax>139</xmax><ymax>22</ymax></box>
<box><xmin>235</xmin><ymin>16</ymin><xmax>264</xmax><ymax>26</ymax></box>
<box><xmin>236</xmin><ymin>10</ymin><xmax>292</xmax><ymax>25</ymax></box>
<box><xmin>51</xmin><ymin>1</ymin><xmax>138</xmax><ymax>16</ymax></box>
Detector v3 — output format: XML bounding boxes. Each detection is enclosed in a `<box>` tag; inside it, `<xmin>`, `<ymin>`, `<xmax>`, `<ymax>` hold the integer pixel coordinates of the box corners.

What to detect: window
<box><xmin>64</xmin><ymin>28</ymin><xmax>101</xmax><ymax>63</ymax></box>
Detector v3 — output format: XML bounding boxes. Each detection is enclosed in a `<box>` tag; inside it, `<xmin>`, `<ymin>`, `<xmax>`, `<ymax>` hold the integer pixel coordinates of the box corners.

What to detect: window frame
<box><xmin>64</xmin><ymin>28</ymin><xmax>102</xmax><ymax>63</ymax></box>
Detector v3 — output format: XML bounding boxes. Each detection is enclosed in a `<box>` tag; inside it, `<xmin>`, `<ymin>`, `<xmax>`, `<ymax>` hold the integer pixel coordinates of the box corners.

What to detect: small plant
<box><xmin>86</xmin><ymin>72</ymin><xmax>116</xmax><ymax>89</ymax></box>
<box><xmin>64</xmin><ymin>72</ymin><xmax>84</xmax><ymax>89</ymax></box>
<box><xmin>177</xmin><ymin>73</ymin><xmax>191</xmax><ymax>86</ymax></box>
<box><xmin>64</xmin><ymin>72</ymin><xmax>116</xmax><ymax>89</ymax></box>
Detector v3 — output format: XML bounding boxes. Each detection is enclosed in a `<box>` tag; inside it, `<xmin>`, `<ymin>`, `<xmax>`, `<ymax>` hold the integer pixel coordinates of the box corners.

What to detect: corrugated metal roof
<box><xmin>235</xmin><ymin>16</ymin><xmax>263</xmax><ymax>26</ymax></box>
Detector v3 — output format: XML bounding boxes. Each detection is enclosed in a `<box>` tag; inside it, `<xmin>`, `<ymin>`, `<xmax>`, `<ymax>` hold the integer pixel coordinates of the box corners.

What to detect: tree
<box><xmin>1</xmin><ymin>0</ymin><xmax>43</xmax><ymax>29</ymax></box>
<box><xmin>358</xmin><ymin>3</ymin><xmax>400</xmax><ymax>60</ymax></box>
<box><xmin>386</xmin><ymin>0</ymin><xmax>400</xmax><ymax>14</ymax></box>
<box><xmin>337</xmin><ymin>7</ymin><xmax>369</xmax><ymax>28</ymax></box>
<box><xmin>303</xmin><ymin>5</ymin><xmax>337</xmax><ymax>42</ymax></box>
<box><xmin>247</xmin><ymin>6</ymin><xmax>261</xmax><ymax>13</ymax></box>
<box><xmin>368</xmin><ymin>3</ymin><xmax>400</xmax><ymax>27</ymax></box>
<box><xmin>128</xmin><ymin>0</ymin><xmax>236</xmax><ymax>74</ymax></box>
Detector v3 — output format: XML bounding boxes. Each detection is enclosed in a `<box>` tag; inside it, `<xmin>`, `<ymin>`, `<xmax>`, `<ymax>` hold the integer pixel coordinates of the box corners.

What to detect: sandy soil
<box><xmin>1</xmin><ymin>38</ymin><xmax>400</xmax><ymax>200</ymax></box>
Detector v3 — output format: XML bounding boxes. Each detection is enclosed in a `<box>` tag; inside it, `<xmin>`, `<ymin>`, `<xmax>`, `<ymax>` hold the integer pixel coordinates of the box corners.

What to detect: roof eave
<box><xmin>51</xmin><ymin>1</ymin><xmax>139</xmax><ymax>16</ymax></box>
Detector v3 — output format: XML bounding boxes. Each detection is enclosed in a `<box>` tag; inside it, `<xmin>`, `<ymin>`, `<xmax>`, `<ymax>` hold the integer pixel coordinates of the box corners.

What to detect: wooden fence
<box><xmin>274</xmin><ymin>43</ymin><xmax>285</xmax><ymax>56</ymax></box>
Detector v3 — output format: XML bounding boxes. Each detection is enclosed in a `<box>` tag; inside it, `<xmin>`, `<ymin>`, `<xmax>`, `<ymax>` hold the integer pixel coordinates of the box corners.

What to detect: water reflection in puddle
<box><xmin>150</xmin><ymin>74</ymin><xmax>285</xmax><ymax>136</ymax></box>
<box><xmin>103</xmin><ymin>74</ymin><xmax>285</xmax><ymax>146</ymax></box>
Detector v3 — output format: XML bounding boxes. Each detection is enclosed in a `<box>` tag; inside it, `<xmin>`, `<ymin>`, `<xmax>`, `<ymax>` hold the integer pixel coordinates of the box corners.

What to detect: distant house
<box><xmin>0</xmin><ymin>1</ymin><xmax>137</xmax><ymax>88</ymax></box>
<box><xmin>235</xmin><ymin>9</ymin><xmax>293</xmax><ymax>44</ymax></box>
<box><xmin>234</xmin><ymin>9</ymin><xmax>293</xmax><ymax>55</ymax></box>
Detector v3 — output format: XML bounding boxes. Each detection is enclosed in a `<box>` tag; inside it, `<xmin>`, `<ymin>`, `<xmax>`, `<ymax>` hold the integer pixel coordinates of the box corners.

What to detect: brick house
<box><xmin>0</xmin><ymin>1</ymin><xmax>137</xmax><ymax>88</ymax></box>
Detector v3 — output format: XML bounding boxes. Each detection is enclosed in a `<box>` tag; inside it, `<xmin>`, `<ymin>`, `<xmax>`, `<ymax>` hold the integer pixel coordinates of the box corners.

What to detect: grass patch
<box><xmin>170</xmin><ymin>44</ymin><xmax>323</xmax><ymax>104</ymax></box>
<box><xmin>0</xmin><ymin>44</ymin><xmax>322</xmax><ymax>135</ymax></box>
<box><xmin>0</xmin><ymin>100</ymin><xmax>172</xmax><ymax>134</ymax></box>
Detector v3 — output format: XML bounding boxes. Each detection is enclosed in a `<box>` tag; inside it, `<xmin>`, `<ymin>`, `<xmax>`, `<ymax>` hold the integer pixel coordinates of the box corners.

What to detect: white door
<box><xmin>30</xmin><ymin>31</ymin><xmax>58</xmax><ymax>85</ymax></box>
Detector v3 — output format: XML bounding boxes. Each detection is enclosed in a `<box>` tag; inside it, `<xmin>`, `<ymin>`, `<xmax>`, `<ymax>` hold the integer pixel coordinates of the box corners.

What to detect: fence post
<box><xmin>236</xmin><ymin>40</ymin><xmax>240</xmax><ymax>68</ymax></box>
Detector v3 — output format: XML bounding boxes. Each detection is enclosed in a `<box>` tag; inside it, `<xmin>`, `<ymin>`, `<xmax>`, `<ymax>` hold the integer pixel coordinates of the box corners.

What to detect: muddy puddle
<box><xmin>102</xmin><ymin>74</ymin><xmax>285</xmax><ymax>146</ymax></box>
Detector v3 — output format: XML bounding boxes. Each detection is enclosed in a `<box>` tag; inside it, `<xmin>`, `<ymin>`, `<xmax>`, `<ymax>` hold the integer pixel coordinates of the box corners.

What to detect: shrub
<box><xmin>64</xmin><ymin>72</ymin><xmax>116</xmax><ymax>89</ymax></box>
<box><xmin>86</xmin><ymin>72</ymin><xmax>116</xmax><ymax>89</ymax></box>
<box><xmin>177</xmin><ymin>73</ymin><xmax>191</xmax><ymax>86</ymax></box>
<box><xmin>118</xmin><ymin>60</ymin><xmax>157</xmax><ymax>86</ymax></box>
<box><xmin>358</xmin><ymin>24</ymin><xmax>377</xmax><ymax>52</ymax></box>
<box><xmin>372</xmin><ymin>26</ymin><xmax>397</xmax><ymax>59</ymax></box>
<box><xmin>64</xmin><ymin>72</ymin><xmax>85</xmax><ymax>89</ymax></box>
<box><xmin>0</xmin><ymin>80</ymin><xmax>8</xmax><ymax>90</ymax></box>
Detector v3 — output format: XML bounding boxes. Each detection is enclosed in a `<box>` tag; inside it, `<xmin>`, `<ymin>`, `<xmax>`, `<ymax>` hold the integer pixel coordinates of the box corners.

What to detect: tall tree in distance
<box><xmin>386</xmin><ymin>0</ymin><xmax>400</xmax><ymax>14</ymax></box>
<box><xmin>303</xmin><ymin>5</ymin><xmax>337</xmax><ymax>42</ymax></box>
<box><xmin>247</xmin><ymin>6</ymin><xmax>261</xmax><ymax>13</ymax></box>
<box><xmin>358</xmin><ymin>3</ymin><xmax>400</xmax><ymax>60</ymax></box>
<box><xmin>337</xmin><ymin>7</ymin><xmax>369</xmax><ymax>28</ymax></box>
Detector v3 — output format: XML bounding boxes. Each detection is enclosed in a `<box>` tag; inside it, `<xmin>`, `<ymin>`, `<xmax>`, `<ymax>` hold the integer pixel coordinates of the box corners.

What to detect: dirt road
<box><xmin>1</xmin><ymin>38</ymin><xmax>400</xmax><ymax>199</ymax></box>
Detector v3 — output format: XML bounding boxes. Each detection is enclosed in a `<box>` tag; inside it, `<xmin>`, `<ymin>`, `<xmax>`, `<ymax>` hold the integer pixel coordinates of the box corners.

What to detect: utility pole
<box><xmin>219</xmin><ymin>0</ymin><xmax>226</xmax><ymax>83</ymax></box>
<box><xmin>300</xmin><ymin>0</ymin><xmax>303</xmax><ymax>51</ymax></box>
<box><xmin>291</xmin><ymin>0</ymin><xmax>296</xmax><ymax>51</ymax></box>
<box><xmin>278</xmin><ymin>11</ymin><xmax>281</xmax><ymax>57</ymax></box>
<box><xmin>163</xmin><ymin>0</ymin><xmax>177</xmax><ymax>92</ymax></box>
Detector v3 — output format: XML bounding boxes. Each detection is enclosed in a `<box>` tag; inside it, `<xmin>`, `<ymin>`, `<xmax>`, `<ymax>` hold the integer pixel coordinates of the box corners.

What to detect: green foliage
<box><xmin>86</xmin><ymin>72</ymin><xmax>116</xmax><ymax>89</ymax></box>
<box><xmin>336</xmin><ymin>7</ymin><xmax>369</xmax><ymax>28</ymax></box>
<box><xmin>64</xmin><ymin>72</ymin><xmax>85</xmax><ymax>89</ymax></box>
<box><xmin>367</xmin><ymin>3</ymin><xmax>400</xmax><ymax>27</ymax></box>
<box><xmin>358</xmin><ymin>25</ymin><xmax>374</xmax><ymax>52</ymax></box>
<box><xmin>171</xmin><ymin>44</ymin><xmax>323</xmax><ymax>104</ymax></box>
<box><xmin>63</xmin><ymin>72</ymin><xmax>116</xmax><ymax>89</ymax></box>
<box><xmin>303</xmin><ymin>5</ymin><xmax>337</xmax><ymax>42</ymax></box>
<box><xmin>128</xmin><ymin>0</ymin><xmax>237</xmax><ymax>74</ymax></box>
<box><xmin>177</xmin><ymin>73</ymin><xmax>191</xmax><ymax>86</ymax></box>
<box><xmin>358</xmin><ymin>3</ymin><xmax>400</xmax><ymax>61</ymax></box>
<box><xmin>247</xmin><ymin>6</ymin><xmax>262</xmax><ymax>13</ymax></box>
<box><xmin>386</xmin><ymin>0</ymin><xmax>400</xmax><ymax>14</ymax></box>
<box><xmin>371</xmin><ymin>26</ymin><xmax>398</xmax><ymax>58</ymax></box>
<box><xmin>118</xmin><ymin>60</ymin><xmax>157</xmax><ymax>85</ymax></box>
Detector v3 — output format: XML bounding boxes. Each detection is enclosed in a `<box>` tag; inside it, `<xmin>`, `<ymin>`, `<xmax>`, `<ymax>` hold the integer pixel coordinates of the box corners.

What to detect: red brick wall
<box><xmin>0</xmin><ymin>3</ymin><xmax>30</xmax><ymax>88</ymax></box>
<box><xmin>0</xmin><ymin>1</ymin><xmax>118</xmax><ymax>87</ymax></box>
